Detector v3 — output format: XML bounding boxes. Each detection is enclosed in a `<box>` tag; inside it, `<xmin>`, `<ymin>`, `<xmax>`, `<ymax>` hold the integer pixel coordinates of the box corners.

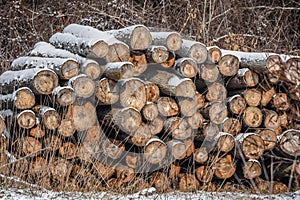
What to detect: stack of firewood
<box><xmin>0</xmin><ymin>24</ymin><xmax>299</xmax><ymax>194</ymax></box>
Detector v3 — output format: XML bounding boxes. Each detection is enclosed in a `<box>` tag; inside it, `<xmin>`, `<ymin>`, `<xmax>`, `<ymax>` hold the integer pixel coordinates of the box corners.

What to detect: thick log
<box><xmin>38</xmin><ymin>106</ymin><xmax>61</xmax><ymax>130</ymax></box>
<box><xmin>144</xmin><ymin>138</ymin><xmax>167</xmax><ymax>164</ymax></box>
<box><xmin>261</xmin><ymin>87</ymin><xmax>275</xmax><ymax>106</ymax></box>
<box><xmin>213</xmin><ymin>154</ymin><xmax>236</xmax><ymax>179</ymax></box>
<box><xmin>206</xmin><ymin>82</ymin><xmax>227</xmax><ymax>102</ymax></box>
<box><xmin>164</xmin><ymin>117</ymin><xmax>192</xmax><ymax>140</ymax></box>
<box><xmin>179</xmin><ymin>174</ymin><xmax>200</xmax><ymax>192</ymax></box>
<box><xmin>95</xmin><ymin>78</ymin><xmax>119</xmax><ymax>105</ymax></box>
<box><xmin>222</xmin><ymin>118</ymin><xmax>242</xmax><ymax>136</ymax></box>
<box><xmin>91</xmin><ymin>160</ymin><xmax>115</xmax><ymax>180</ymax></box>
<box><xmin>68</xmin><ymin>74</ymin><xmax>95</xmax><ymax>99</ymax></box>
<box><xmin>128</xmin><ymin>53</ymin><xmax>147</xmax><ymax>76</ymax></box>
<box><xmin>29</xmin><ymin>41</ymin><xmax>103</xmax><ymax>80</ymax></box>
<box><xmin>207</xmin><ymin>46</ymin><xmax>222</xmax><ymax>63</ymax></box>
<box><xmin>157</xmin><ymin>97</ymin><xmax>179</xmax><ymax>117</ymax></box>
<box><xmin>52</xmin><ymin>86</ymin><xmax>76</xmax><ymax>107</ymax></box>
<box><xmin>29</xmin><ymin>124</ymin><xmax>45</xmax><ymax>138</ymax></box>
<box><xmin>161</xmin><ymin>51</ymin><xmax>176</xmax><ymax>68</ymax></box>
<box><xmin>71</xmin><ymin>101</ymin><xmax>97</xmax><ymax>131</ymax></box>
<box><xmin>0</xmin><ymin>87</ymin><xmax>35</xmax><ymax>110</ymax></box>
<box><xmin>196</xmin><ymin>165</ymin><xmax>214</xmax><ymax>183</ymax></box>
<box><xmin>273</xmin><ymin>93</ymin><xmax>290</xmax><ymax>111</ymax></box>
<box><xmin>104</xmin><ymin>62</ymin><xmax>135</xmax><ymax>80</ymax></box>
<box><xmin>199</xmin><ymin>63</ymin><xmax>220</xmax><ymax>83</ymax></box>
<box><xmin>244</xmin><ymin>88</ymin><xmax>262</xmax><ymax>107</ymax></box>
<box><xmin>226</xmin><ymin>68</ymin><xmax>259</xmax><ymax>90</ymax></box>
<box><xmin>106</xmin><ymin>25</ymin><xmax>152</xmax><ymax>50</ymax></box>
<box><xmin>59</xmin><ymin>142</ymin><xmax>77</xmax><ymax>159</ymax></box>
<box><xmin>174</xmin><ymin>58</ymin><xmax>198</xmax><ymax>78</ymax></box>
<box><xmin>176</xmin><ymin>39</ymin><xmax>207</xmax><ymax>64</ymax></box>
<box><xmin>149</xmin><ymin>172</ymin><xmax>170</xmax><ymax>193</ymax></box>
<box><xmin>151</xmin><ymin>31</ymin><xmax>182</xmax><ymax>51</ymax></box>
<box><xmin>243</xmin><ymin>159</ymin><xmax>262</xmax><ymax>179</ymax></box>
<box><xmin>49</xmin><ymin>32</ymin><xmax>109</xmax><ymax>58</ymax></box>
<box><xmin>278</xmin><ymin>129</ymin><xmax>300</xmax><ymax>157</ymax></box>
<box><xmin>284</xmin><ymin>58</ymin><xmax>300</xmax><ymax>85</ymax></box>
<box><xmin>119</xmin><ymin>78</ymin><xmax>146</xmax><ymax>111</ymax></box>
<box><xmin>227</xmin><ymin>95</ymin><xmax>247</xmax><ymax>115</ymax></box>
<box><xmin>243</xmin><ymin>106</ymin><xmax>263</xmax><ymax>128</ymax></box>
<box><xmin>208</xmin><ymin>102</ymin><xmax>228</xmax><ymax>125</ymax></box>
<box><xmin>142</xmin><ymin>102</ymin><xmax>158</xmax><ymax>121</ymax></box>
<box><xmin>218</xmin><ymin>54</ymin><xmax>239</xmax><ymax>77</ymax></box>
<box><xmin>17</xmin><ymin>110</ymin><xmax>36</xmax><ymax>129</ymax></box>
<box><xmin>44</xmin><ymin>134</ymin><xmax>62</xmax><ymax>152</ymax></box>
<box><xmin>215</xmin><ymin>132</ymin><xmax>235</xmax><ymax>153</ymax></box>
<box><xmin>187</xmin><ymin>112</ymin><xmax>204</xmax><ymax>129</ymax></box>
<box><xmin>194</xmin><ymin>147</ymin><xmax>209</xmax><ymax>164</ymax></box>
<box><xmin>22</xmin><ymin>136</ymin><xmax>42</xmax><ymax>156</ymax></box>
<box><xmin>146</xmin><ymin>117</ymin><xmax>164</xmax><ymax>135</ymax></box>
<box><xmin>146</xmin><ymin>45</ymin><xmax>169</xmax><ymax>64</ymax></box>
<box><xmin>236</xmin><ymin>133</ymin><xmax>265</xmax><ymax>159</ymax></box>
<box><xmin>0</xmin><ymin>68</ymin><xmax>59</xmax><ymax>95</ymax></box>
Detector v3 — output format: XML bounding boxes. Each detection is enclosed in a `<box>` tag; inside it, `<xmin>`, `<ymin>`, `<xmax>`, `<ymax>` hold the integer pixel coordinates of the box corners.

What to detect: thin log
<box><xmin>227</xmin><ymin>95</ymin><xmax>247</xmax><ymax>115</ymax></box>
<box><xmin>215</xmin><ymin>132</ymin><xmax>235</xmax><ymax>153</ymax></box>
<box><xmin>263</xmin><ymin>109</ymin><xmax>281</xmax><ymax>133</ymax></box>
<box><xmin>199</xmin><ymin>63</ymin><xmax>220</xmax><ymax>83</ymax></box>
<box><xmin>226</xmin><ymin>68</ymin><xmax>259</xmax><ymax>90</ymax></box>
<box><xmin>52</xmin><ymin>86</ymin><xmax>76</xmax><ymax>107</ymax></box>
<box><xmin>0</xmin><ymin>114</ymin><xmax>5</xmax><ymax>135</ymax></box>
<box><xmin>144</xmin><ymin>138</ymin><xmax>167</xmax><ymax>164</ymax></box>
<box><xmin>0</xmin><ymin>68</ymin><xmax>58</xmax><ymax>95</ymax></box>
<box><xmin>0</xmin><ymin>87</ymin><xmax>36</xmax><ymax>110</ymax></box>
<box><xmin>50</xmin><ymin>157</ymin><xmax>72</xmax><ymax>182</ymax></box>
<box><xmin>59</xmin><ymin>142</ymin><xmax>77</xmax><ymax>159</ymax></box>
<box><xmin>125</xmin><ymin>153</ymin><xmax>140</xmax><ymax>169</ymax></box>
<box><xmin>207</xmin><ymin>46</ymin><xmax>222</xmax><ymax>63</ymax></box>
<box><xmin>284</xmin><ymin>57</ymin><xmax>300</xmax><ymax>85</ymax></box>
<box><xmin>106</xmin><ymin>25</ymin><xmax>152</xmax><ymax>50</ymax></box>
<box><xmin>104</xmin><ymin>62</ymin><xmax>135</xmax><ymax>80</ymax></box>
<box><xmin>17</xmin><ymin>110</ymin><xmax>36</xmax><ymax>129</ymax></box>
<box><xmin>167</xmin><ymin>140</ymin><xmax>187</xmax><ymax>160</ymax></box>
<box><xmin>130</xmin><ymin>123</ymin><xmax>151</xmax><ymax>146</ymax></box>
<box><xmin>209</xmin><ymin>102</ymin><xmax>228</xmax><ymax>125</ymax></box>
<box><xmin>144</xmin><ymin>81</ymin><xmax>160</xmax><ymax>102</ymax></box>
<box><xmin>142</xmin><ymin>102</ymin><xmax>158</xmax><ymax>121</ymax></box>
<box><xmin>222</xmin><ymin>118</ymin><xmax>242</xmax><ymax>136</ymax></box>
<box><xmin>174</xmin><ymin>58</ymin><xmax>198</xmax><ymax>78</ymax></box>
<box><xmin>151</xmin><ymin>31</ymin><xmax>182</xmax><ymax>51</ymax></box>
<box><xmin>194</xmin><ymin>147</ymin><xmax>209</xmax><ymax>164</ymax></box>
<box><xmin>179</xmin><ymin>174</ymin><xmax>200</xmax><ymax>192</ymax></box>
<box><xmin>157</xmin><ymin>97</ymin><xmax>179</xmax><ymax>117</ymax></box>
<box><xmin>146</xmin><ymin>117</ymin><xmax>164</xmax><ymax>135</ymax></box>
<box><xmin>11</xmin><ymin>56</ymin><xmax>80</xmax><ymax>80</ymax></box>
<box><xmin>195</xmin><ymin>92</ymin><xmax>205</xmax><ymax>109</ymax></box>
<box><xmin>119</xmin><ymin>78</ymin><xmax>146</xmax><ymax>111</ymax></box>
<box><xmin>115</xmin><ymin>164</ymin><xmax>135</xmax><ymax>183</ymax></box>
<box><xmin>213</xmin><ymin>154</ymin><xmax>236</xmax><ymax>179</ymax></box>
<box><xmin>95</xmin><ymin>78</ymin><xmax>119</xmax><ymax>105</ymax></box>
<box><xmin>176</xmin><ymin>39</ymin><xmax>207</xmax><ymax>64</ymax></box>
<box><xmin>206</xmin><ymin>82</ymin><xmax>227</xmax><ymax>102</ymax></box>
<box><xmin>187</xmin><ymin>112</ymin><xmax>204</xmax><ymax>129</ymax></box>
<box><xmin>244</xmin><ymin>88</ymin><xmax>262</xmax><ymax>107</ymax></box>
<box><xmin>29</xmin><ymin>124</ymin><xmax>45</xmax><ymax>138</ymax></box>
<box><xmin>91</xmin><ymin>160</ymin><xmax>115</xmax><ymax>180</ymax></box>
<box><xmin>218</xmin><ymin>54</ymin><xmax>240</xmax><ymax>77</ymax></box>
<box><xmin>258</xmin><ymin>129</ymin><xmax>277</xmax><ymax>151</ymax></box>
<box><xmin>277</xmin><ymin>129</ymin><xmax>300</xmax><ymax>157</ymax></box>
<box><xmin>146</xmin><ymin>45</ymin><xmax>169</xmax><ymax>64</ymax></box>
<box><xmin>68</xmin><ymin>74</ymin><xmax>95</xmax><ymax>99</ymax></box>
<box><xmin>236</xmin><ymin>133</ymin><xmax>265</xmax><ymax>159</ymax></box>
<box><xmin>161</xmin><ymin>51</ymin><xmax>176</xmax><ymax>68</ymax></box>
<box><xmin>49</xmin><ymin>32</ymin><xmax>109</xmax><ymax>58</ymax></box>
<box><xmin>243</xmin><ymin>106</ymin><xmax>263</xmax><ymax>128</ymax></box>
<box><xmin>273</xmin><ymin>93</ymin><xmax>290</xmax><ymax>111</ymax></box>
<box><xmin>177</xmin><ymin>97</ymin><xmax>198</xmax><ymax>117</ymax></box>
<box><xmin>243</xmin><ymin>159</ymin><xmax>262</xmax><ymax>179</ymax></box>
<box><xmin>184</xmin><ymin>139</ymin><xmax>194</xmax><ymax>157</ymax></box>
<box><xmin>169</xmin><ymin>163</ymin><xmax>181</xmax><ymax>180</ymax></box>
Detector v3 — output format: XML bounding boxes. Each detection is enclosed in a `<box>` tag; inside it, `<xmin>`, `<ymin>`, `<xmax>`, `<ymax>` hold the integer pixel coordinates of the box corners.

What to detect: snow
<box><xmin>0</xmin><ymin>187</ymin><xmax>298</xmax><ymax>200</ymax></box>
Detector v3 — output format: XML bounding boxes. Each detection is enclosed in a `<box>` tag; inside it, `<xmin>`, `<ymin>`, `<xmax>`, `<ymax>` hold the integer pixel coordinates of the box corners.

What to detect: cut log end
<box><xmin>213</xmin><ymin>154</ymin><xmax>236</xmax><ymax>179</ymax></box>
<box><xmin>243</xmin><ymin>107</ymin><xmax>263</xmax><ymax>128</ymax></box>
<box><xmin>91</xmin><ymin>40</ymin><xmax>109</xmax><ymax>58</ymax></box>
<box><xmin>70</xmin><ymin>75</ymin><xmax>95</xmax><ymax>99</ymax></box>
<box><xmin>200</xmin><ymin>64</ymin><xmax>220</xmax><ymax>83</ymax></box>
<box><xmin>245</xmin><ymin>89</ymin><xmax>262</xmax><ymax>107</ymax></box>
<box><xmin>95</xmin><ymin>78</ymin><xmax>119</xmax><ymax>105</ymax></box>
<box><xmin>130</xmin><ymin>26</ymin><xmax>152</xmax><ymax>50</ymax></box>
<box><xmin>218</xmin><ymin>55</ymin><xmax>240</xmax><ymax>77</ymax></box>
<box><xmin>239</xmin><ymin>133</ymin><xmax>265</xmax><ymax>159</ymax></box>
<box><xmin>17</xmin><ymin>110</ymin><xmax>36</xmax><ymax>129</ymax></box>
<box><xmin>243</xmin><ymin>159</ymin><xmax>262</xmax><ymax>179</ymax></box>
<box><xmin>166</xmin><ymin>33</ymin><xmax>182</xmax><ymax>51</ymax></box>
<box><xmin>61</xmin><ymin>60</ymin><xmax>80</xmax><ymax>80</ymax></box>
<box><xmin>22</xmin><ymin>136</ymin><xmax>42</xmax><ymax>155</ymax></box>
<box><xmin>13</xmin><ymin>87</ymin><xmax>36</xmax><ymax>110</ymax></box>
<box><xmin>209</xmin><ymin>102</ymin><xmax>228</xmax><ymax>125</ymax></box>
<box><xmin>53</xmin><ymin>86</ymin><xmax>76</xmax><ymax>107</ymax></box>
<box><xmin>278</xmin><ymin>129</ymin><xmax>300</xmax><ymax>157</ymax></box>
<box><xmin>216</xmin><ymin>133</ymin><xmax>235</xmax><ymax>153</ymax></box>
<box><xmin>222</xmin><ymin>118</ymin><xmax>242</xmax><ymax>136</ymax></box>
<box><xmin>228</xmin><ymin>95</ymin><xmax>247</xmax><ymax>115</ymax></box>
<box><xmin>144</xmin><ymin>139</ymin><xmax>167</xmax><ymax>164</ymax></box>
<box><xmin>72</xmin><ymin>102</ymin><xmax>97</xmax><ymax>131</ymax></box>
<box><xmin>157</xmin><ymin>97</ymin><xmax>179</xmax><ymax>117</ymax></box>
<box><xmin>179</xmin><ymin>174</ymin><xmax>200</xmax><ymax>192</ymax></box>
<box><xmin>106</xmin><ymin>43</ymin><xmax>130</xmax><ymax>62</ymax></box>
<box><xmin>33</xmin><ymin>69</ymin><xmax>59</xmax><ymax>95</ymax></box>
<box><xmin>206</xmin><ymin>82</ymin><xmax>227</xmax><ymax>102</ymax></box>
<box><xmin>145</xmin><ymin>82</ymin><xmax>160</xmax><ymax>102</ymax></box>
<box><xmin>189</xmin><ymin>43</ymin><xmax>208</xmax><ymax>64</ymax></box>
<box><xmin>82</xmin><ymin>61</ymin><xmax>102</xmax><ymax>80</ymax></box>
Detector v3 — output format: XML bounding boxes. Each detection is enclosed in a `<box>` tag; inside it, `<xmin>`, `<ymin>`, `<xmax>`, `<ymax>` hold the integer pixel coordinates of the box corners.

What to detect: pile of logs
<box><xmin>0</xmin><ymin>23</ymin><xmax>299</xmax><ymax>194</ymax></box>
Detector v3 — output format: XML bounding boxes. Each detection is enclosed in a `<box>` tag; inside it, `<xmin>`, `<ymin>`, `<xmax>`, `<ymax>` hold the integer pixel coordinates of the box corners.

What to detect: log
<box><xmin>236</xmin><ymin>133</ymin><xmax>265</xmax><ymax>159</ymax></box>
<box><xmin>125</xmin><ymin>153</ymin><xmax>140</xmax><ymax>169</ymax></box>
<box><xmin>17</xmin><ymin>110</ymin><xmax>36</xmax><ymax>129</ymax></box>
<box><xmin>207</xmin><ymin>46</ymin><xmax>222</xmax><ymax>63</ymax></box>
<box><xmin>0</xmin><ymin>87</ymin><xmax>35</xmax><ymax>110</ymax></box>
<box><xmin>277</xmin><ymin>129</ymin><xmax>300</xmax><ymax>157</ymax></box>
<box><xmin>161</xmin><ymin>51</ymin><xmax>176</xmax><ymax>68</ymax></box>
<box><xmin>244</xmin><ymin>88</ymin><xmax>262</xmax><ymax>107</ymax></box>
<box><xmin>29</xmin><ymin>42</ymin><xmax>103</xmax><ymax>80</ymax></box>
<box><xmin>44</xmin><ymin>134</ymin><xmax>62</xmax><ymax>152</ymax></box>
<box><xmin>50</xmin><ymin>157</ymin><xmax>72</xmax><ymax>182</ymax></box>
<box><xmin>141</xmin><ymin>102</ymin><xmax>158</xmax><ymax>121</ymax></box>
<box><xmin>91</xmin><ymin>160</ymin><xmax>115</xmax><ymax>180</ymax></box>
<box><xmin>29</xmin><ymin>124</ymin><xmax>45</xmax><ymax>138</ymax></box>
<box><xmin>59</xmin><ymin>142</ymin><xmax>77</xmax><ymax>159</ymax></box>
<box><xmin>194</xmin><ymin>147</ymin><xmax>209</xmax><ymax>164</ymax></box>
<box><xmin>179</xmin><ymin>174</ymin><xmax>200</xmax><ymax>192</ymax></box>
<box><xmin>149</xmin><ymin>172</ymin><xmax>170</xmax><ymax>193</ymax></box>
<box><xmin>243</xmin><ymin>106</ymin><xmax>263</xmax><ymax>128</ymax></box>
<box><xmin>196</xmin><ymin>165</ymin><xmax>214</xmax><ymax>183</ymax></box>
<box><xmin>195</xmin><ymin>92</ymin><xmax>205</xmax><ymax>109</ymax></box>
<box><xmin>49</xmin><ymin>32</ymin><xmax>109</xmax><ymax>58</ymax></box>
<box><xmin>130</xmin><ymin>123</ymin><xmax>151</xmax><ymax>146</ymax></box>
<box><xmin>118</xmin><ymin>78</ymin><xmax>146</xmax><ymax>111</ymax></box>
<box><xmin>28</xmin><ymin>156</ymin><xmax>48</xmax><ymax>179</ymax></box>
<box><xmin>146</xmin><ymin>45</ymin><xmax>169</xmax><ymax>64</ymax></box>
<box><xmin>144</xmin><ymin>81</ymin><xmax>160</xmax><ymax>102</ymax></box>
<box><xmin>0</xmin><ymin>135</ymin><xmax>7</xmax><ymax>153</ymax></box>
<box><xmin>226</xmin><ymin>68</ymin><xmax>259</xmax><ymax>90</ymax></box>
<box><xmin>146</xmin><ymin>117</ymin><xmax>164</xmax><ymax>135</ymax></box>
<box><xmin>184</xmin><ymin>139</ymin><xmax>195</xmax><ymax>157</ymax></box>
<box><xmin>199</xmin><ymin>63</ymin><xmax>220</xmax><ymax>83</ymax></box>
<box><xmin>22</xmin><ymin>136</ymin><xmax>42</xmax><ymax>156</ymax></box>
<box><xmin>115</xmin><ymin>107</ymin><xmax>142</xmax><ymax>134</ymax></box>
<box><xmin>218</xmin><ymin>54</ymin><xmax>239</xmax><ymax>77</ymax></box>
<box><xmin>206</xmin><ymin>82</ymin><xmax>227</xmax><ymax>102</ymax></box>
<box><xmin>187</xmin><ymin>112</ymin><xmax>204</xmax><ymax>129</ymax></box>
<box><xmin>157</xmin><ymin>97</ymin><xmax>179</xmax><ymax>117</ymax></box>
<box><xmin>176</xmin><ymin>39</ymin><xmax>207</xmax><ymax>64</ymax></box>
<box><xmin>167</xmin><ymin>139</ymin><xmax>187</xmax><ymax>160</ymax></box>
<box><xmin>144</xmin><ymin>138</ymin><xmax>167</xmax><ymax>164</ymax></box>
<box><xmin>255</xmin><ymin>177</ymin><xmax>288</xmax><ymax>194</ymax></box>
<box><xmin>174</xmin><ymin>58</ymin><xmax>198</xmax><ymax>78</ymax></box>
<box><xmin>201</xmin><ymin>122</ymin><xmax>220</xmax><ymax>142</ymax></box>
<box><xmin>52</xmin><ymin>86</ymin><xmax>76</xmax><ymax>107</ymax></box>
<box><xmin>177</xmin><ymin>97</ymin><xmax>198</xmax><ymax>117</ymax></box>
<box><xmin>227</xmin><ymin>95</ymin><xmax>247</xmax><ymax>115</ymax></box>
<box><xmin>106</xmin><ymin>25</ymin><xmax>152</xmax><ymax>50</ymax></box>
<box><xmin>273</xmin><ymin>93</ymin><xmax>290</xmax><ymax>111</ymax></box>
<box><xmin>215</xmin><ymin>132</ymin><xmax>235</xmax><ymax>153</ymax></box>
<box><xmin>222</xmin><ymin>118</ymin><xmax>242</xmax><ymax>136</ymax></box>
<box><xmin>104</xmin><ymin>62</ymin><xmax>135</xmax><ymax>80</ymax></box>
<box><xmin>115</xmin><ymin>164</ymin><xmax>135</xmax><ymax>183</ymax></box>
<box><xmin>100</xmin><ymin>138</ymin><xmax>124</xmax><ymax>160</ymax></box>
<box><xmin>284</xmin><ymin>58</ymin><xmax>300</xmax><ymax>85</ymax></box>
<box><xmin>68</xmin><ymin>74</ymin><xmax>95</xmax><ymax>99</ymax></box>
<box><xmin>208</xmin><ymin>102</ymin><xmax>228</xmax><ymax>125</ymax></box>
<box><xmin>0</xmin><ymin>68</ymin><xmax>59</xmax><ymax>95</ymax></box>
<box><xmin>128</xmin><ymin>53</ymin><xmax>147</xmax><ymax>76</ymax></box>
<box><xmin>38</xmin><ymin>106</ymin><xmax>61</xmax><ymax>130</ymax></box>
<box><xmin>164</xmin><ymin>117</ymin><xmax>192</xmax><ymax>140</ymax></box>
<box><xmin>263</xmin><ymin>110</ymin><xmax>281</xmax><ymax>133</ymax></box>
<box><xmin>261</xmin><ymin>87</ymin><xmax>275</xmax><ymax>107</ymax></box>
<box><xmin>243</xmin><ymin>159</ymin><xmax>262</xmax><ymax>179</ymax></box>
<box><xmin>169</xmin><ymin>163</ymin><xmax>181</xmax><ymax>180</ymax></box>
<box><xmin>213</xmin><ymin>154</ymin><xmax>236</xmax><ymax>179</ymax></box>
<box><xmin>151</xmin><ymin>31</ymin><xmax>182</xmax><ymax>51</ymax></box>
<box><xmin>95</xmin><ymin>78</ymin><xmax>119</xmax><ymax>105</ymax></box>
<box><xmin>71</xmin><ymin>101</ymin><xmax>97</xmax><ymax>131</ymax></box>
<box><xmin>0</xmin><ymin>114</ymin><xmax>5</xmax><ymax>135</ymax></box>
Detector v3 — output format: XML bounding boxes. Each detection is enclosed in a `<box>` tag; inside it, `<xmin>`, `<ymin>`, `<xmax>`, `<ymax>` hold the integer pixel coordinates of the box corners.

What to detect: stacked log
<box><xmin>0</xmin><ymin>23</ymin><xmax>299</xmax><ymax>194</ymax></box>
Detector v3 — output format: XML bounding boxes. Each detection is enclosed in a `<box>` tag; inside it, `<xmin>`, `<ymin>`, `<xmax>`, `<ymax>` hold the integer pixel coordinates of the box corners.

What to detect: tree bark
<box><xmin>103</xmin><ymin>62</ymin><xmax>135</xmax><ymax>80</ymax></box>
